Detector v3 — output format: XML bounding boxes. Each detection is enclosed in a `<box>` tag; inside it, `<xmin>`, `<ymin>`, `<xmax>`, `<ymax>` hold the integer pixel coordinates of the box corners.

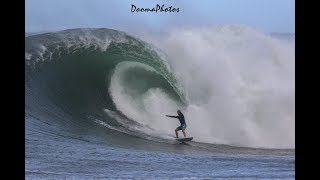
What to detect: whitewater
<box><xmin>131</xmin><ymin>25</ymin><xmax>294</xmax><ymax>149</ymax></box>
<box><xmin>25</xmin><ymin>25</ymin><xmax>295</xmax><ymax>179</ymax></box>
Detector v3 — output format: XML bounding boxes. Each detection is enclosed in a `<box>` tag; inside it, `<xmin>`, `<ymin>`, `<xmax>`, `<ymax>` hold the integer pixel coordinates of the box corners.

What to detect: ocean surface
<box><xmin>25</xmin><ymin>26</ymin><xmax>295</xmax><ymax>179</ymax></box>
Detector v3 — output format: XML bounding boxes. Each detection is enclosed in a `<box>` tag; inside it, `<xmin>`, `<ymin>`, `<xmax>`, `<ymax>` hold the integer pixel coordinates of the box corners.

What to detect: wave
<box><xmin>25</xmin><ymin>26</ymin><xmax>295</xmax><ymax>149</ymax></box>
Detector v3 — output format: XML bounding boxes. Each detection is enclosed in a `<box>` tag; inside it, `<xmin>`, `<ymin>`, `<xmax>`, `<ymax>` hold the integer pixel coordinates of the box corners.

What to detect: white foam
<box><xmin>110</xmin><ymin>25</ymin><xmax>295</xmax><ymax>149</ymax></box>
<box><xmin>109</xmin><ymin>61</ymin><xmax>181</xmax><ymax>136</ymax></box>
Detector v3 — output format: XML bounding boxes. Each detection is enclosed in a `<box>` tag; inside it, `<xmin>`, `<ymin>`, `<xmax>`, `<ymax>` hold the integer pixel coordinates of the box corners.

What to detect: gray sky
<box><xmin>26</xmin><ymin>0</ymin><xmax>294</xmax><ymax>33</ymax></box>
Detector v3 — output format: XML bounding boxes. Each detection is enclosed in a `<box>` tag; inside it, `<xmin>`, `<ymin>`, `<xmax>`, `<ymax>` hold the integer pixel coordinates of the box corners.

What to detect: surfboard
<box><xmin>175</xmin><ymin>137</ymin><xmax>193</xmax><ymax>143</ymax></box>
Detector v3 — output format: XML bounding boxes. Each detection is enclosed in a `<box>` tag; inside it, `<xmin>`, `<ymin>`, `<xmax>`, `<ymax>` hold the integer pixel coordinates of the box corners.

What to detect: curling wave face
<box><xmin>25</xmin><ymin>26</ymin><xmax>294</xmax><ymax>149</ymax></box>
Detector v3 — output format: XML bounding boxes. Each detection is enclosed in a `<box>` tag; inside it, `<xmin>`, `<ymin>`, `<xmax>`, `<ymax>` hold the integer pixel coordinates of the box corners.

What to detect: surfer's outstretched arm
<box><xmin>165</xmin><ymin>115</ymin><xmax>179</xmax><ymax>118</ymax></box>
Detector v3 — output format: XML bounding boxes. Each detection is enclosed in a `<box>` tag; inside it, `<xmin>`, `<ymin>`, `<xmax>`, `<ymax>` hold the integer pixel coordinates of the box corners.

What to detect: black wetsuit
<box><xmin>167</xmin><ymin>113</ymin><xmax>186</xmax><ymax>126</ymax></box>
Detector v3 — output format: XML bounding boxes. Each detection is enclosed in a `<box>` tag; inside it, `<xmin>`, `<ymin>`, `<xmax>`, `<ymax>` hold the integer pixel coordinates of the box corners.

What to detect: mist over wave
<box><xmin>136</xmin><ymin>25</ymin><xmax>294</xmax><ymax>149</ymax></box>
<box><xmin>25</xmin><ymin>25</ymin><xmax>294</xmax><ymax>149</ymax></box>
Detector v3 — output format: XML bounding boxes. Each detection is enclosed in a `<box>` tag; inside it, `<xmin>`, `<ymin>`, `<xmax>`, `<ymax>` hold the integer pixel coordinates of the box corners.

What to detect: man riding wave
<box><xmin>165</xmin><ymin>110</ymin><xmax>187</xmax><ymax>138</ymax></box>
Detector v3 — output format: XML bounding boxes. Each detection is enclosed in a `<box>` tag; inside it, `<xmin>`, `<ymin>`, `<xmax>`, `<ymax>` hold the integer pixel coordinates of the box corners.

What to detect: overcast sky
<box><xmin>26</xmin><ymin>0</ymin><xmax>294</xmax><ymax>33</ymax></box>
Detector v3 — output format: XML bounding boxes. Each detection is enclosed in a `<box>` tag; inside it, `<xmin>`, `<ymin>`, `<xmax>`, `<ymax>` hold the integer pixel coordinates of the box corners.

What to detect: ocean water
<box><xmin>25</xmin><ymin>26</ymin><xmax>295</xmax><ymax>179</ymax></box>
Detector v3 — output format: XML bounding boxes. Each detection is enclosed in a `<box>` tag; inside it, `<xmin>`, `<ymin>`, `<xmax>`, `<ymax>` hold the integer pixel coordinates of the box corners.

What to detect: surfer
<box><xmin>165</xmin><ymin>110</ymin><xmax>187</xmax><ymax>138</ymax></box>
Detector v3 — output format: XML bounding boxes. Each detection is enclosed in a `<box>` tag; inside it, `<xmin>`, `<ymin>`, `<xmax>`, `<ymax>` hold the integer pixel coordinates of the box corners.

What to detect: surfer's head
<box><xmin>177</xmin><ymin>110</ymin><xmax>181</xmax><ymax>114</ymax></box>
